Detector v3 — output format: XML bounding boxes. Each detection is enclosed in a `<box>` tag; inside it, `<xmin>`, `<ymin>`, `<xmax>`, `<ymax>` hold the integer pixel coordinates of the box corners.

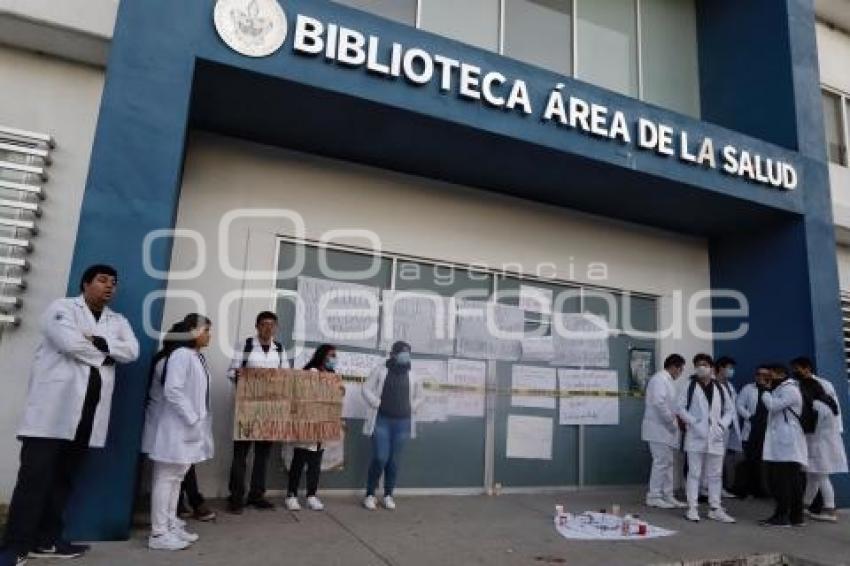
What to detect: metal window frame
<box><xmin>822</xmin><ymin>85</ymin><xmax>850</xmax><ymax>167</ymax></box>
<box><xmin>268</xmin><ymin>235</ymin><xmax>660</xmax><ymax>491</ymax></box>
<box><xmin>0</xmin><ymin>179</ymin><xmax>45</xmax><ymax>199</ymax></box>
<box><xmin>0</xmin><ymin>142</ymin><xmax>51</xmax><ymax>164</ymax></box>
<box><xmin>0</xmin><ymin>217</ymin><xmax>37</xmax><ymax>233</ymax></box>
<box><xmin>0</xmin><ymin>125</ymin><xmax>54</xmax><ymax>148</ymax></box>
<box><xmin>0</xmin><ymin>160</ymin><xmax>48</xmax><ymax>181</ymax></box>
<box><xmin>0</xmin><ymin>198</ymin><xmax>41</xmax><ymax>216</ymax></box>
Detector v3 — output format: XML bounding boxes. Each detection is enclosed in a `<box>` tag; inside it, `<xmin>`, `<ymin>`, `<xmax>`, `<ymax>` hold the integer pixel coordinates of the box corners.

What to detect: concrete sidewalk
<box><xmin>80</xmin><ymin>488</ymin><xmax>848</xmax><ymax>566</ymax></box>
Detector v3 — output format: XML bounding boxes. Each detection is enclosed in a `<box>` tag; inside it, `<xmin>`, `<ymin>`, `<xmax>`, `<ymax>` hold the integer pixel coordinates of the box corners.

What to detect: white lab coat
<box><xmin>226</xmin><ymin>335</ymin><xmax>289</xmax><ymax>381</ymax></box>
<box><xmin>804</xmin><ymin>375</ymin><xmax>847</xmax><ymax>474</ymax></box>
<box><xmin>641</xmin><ymin>370</ymin><xmax>681</xmax><ymax>447</ymax></box>
<box><xmin>736</xmin><ymin>382</ymin><xmax>760</xmax><ymax>442</ymax></box>
<box><xmin>17</xmin><ymin>295</ymin><xmax>139</xmax><ymax>447</ymax></box>
<box><xmin>362</xmin><ymin>364</ymin><xmax>424</xmax><ymax>439</ymax></box>
<box><xmin>146</xmin><ymin>347</ymin><xmax>214</xmax><ymax>465</ymax></box>
<box><xmin>762</xmin><ymin>379</ymin><xmax>807</xmax><ymax>466</ymax></box>
<box><xmin>719</xmin><ymin>380</ymin><xmax>743</xmax><ymax>452</ymax></box>
<box><xmin>678</xmin><ymin>378</ymin><xmax>734</xmax><ymax>456</ymax></box>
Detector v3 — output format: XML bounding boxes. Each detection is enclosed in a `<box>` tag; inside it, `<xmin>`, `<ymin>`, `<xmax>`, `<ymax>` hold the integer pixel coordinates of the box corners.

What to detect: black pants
<box><xmin>228</xmin><ymin>441</ymin><xmax>272</xmax><ymax>503</ymax></box>
<box><xmin>287</xmin><ymin>448</ymin><xmax>323</xmax><ymax>497</ymax></box>
<box><xmin>735</xmin><ymin>440</ymin><xmax>768</xmax><ymax>498</ymax></box>
<box><xmin>766</xmin><ymin>461</ymin><xmax>804</xmax><ymax>523</ymax></box>
<box><xmin>178</xmin><ymin>465</ymin><xmax>205</xmax><ymax>512</ymax></box>
<box><xmin>2</xmin><ymin>369</ymin><xmax>101</xmax><ymax>553</ymax></box>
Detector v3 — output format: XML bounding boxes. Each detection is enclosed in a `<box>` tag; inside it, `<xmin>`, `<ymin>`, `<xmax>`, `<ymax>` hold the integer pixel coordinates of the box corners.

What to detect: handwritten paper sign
<box><xmin>294</xmin><ymin>276</ymin><xmax>380</xmax><ymax>349</ymax></box>
<box><xmin>551</xmin><ymin>313</ymin><xmax>610</xmax><ymax>367</ymax></box>
<box><xmin>557</xmin><ymin>369</ymin><xmax>619</xmax><ymax>425</ymax></box>
<box><xmin>234</xmin><ymin>369</ymin><xmax>344</xmax><ymax>442</ymax></box>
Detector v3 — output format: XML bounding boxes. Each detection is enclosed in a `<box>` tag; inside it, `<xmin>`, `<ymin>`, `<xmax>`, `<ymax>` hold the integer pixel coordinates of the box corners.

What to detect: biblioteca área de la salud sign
<box><xmin>276</xmin><ymin>14</ymin><xmax>798</xmax><ymax>190</ymax></box>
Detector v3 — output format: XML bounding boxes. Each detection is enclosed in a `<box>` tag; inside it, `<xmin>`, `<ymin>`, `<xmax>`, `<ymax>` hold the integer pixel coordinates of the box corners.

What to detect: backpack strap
<box><xmin>273</xmin><ymin>340</ymin><xmax>284</xmax><ymax>367</ymax></box>
<box><xmin>686</xmin><ymin>378</ymin><xmax>698</xmax><ymax>411</ymax></box>
<box><xmin>241</xmin><ymin>337</ymin><xmax>254</xmax><ymax>368</ymax></box>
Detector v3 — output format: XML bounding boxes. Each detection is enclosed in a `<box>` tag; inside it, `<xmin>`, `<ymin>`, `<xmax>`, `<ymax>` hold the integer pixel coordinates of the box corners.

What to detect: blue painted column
<box><xmin>701</xmin><ymin>0</ymin><xmax>850</xmax><ymax>502</ymax></box>
<box><xmin>62</xmin><ymin>0</ymin><xmax>201</xmax><ymax>540</ymax></box>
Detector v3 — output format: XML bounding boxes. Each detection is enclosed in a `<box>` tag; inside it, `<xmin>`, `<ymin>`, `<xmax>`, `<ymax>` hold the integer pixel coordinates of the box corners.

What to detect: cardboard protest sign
<box><xmin>234</xmin><ymin>369</ymin><xmax>343</xmax><ymax>442</ymax></box>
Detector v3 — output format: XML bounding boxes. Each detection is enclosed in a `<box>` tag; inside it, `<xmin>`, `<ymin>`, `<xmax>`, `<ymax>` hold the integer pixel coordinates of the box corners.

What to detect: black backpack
<box><xmin>242</xmin><ymin>337</ymin><xmax>283</xmax><ymax>368</ymax></box>
<box><xmin>797</xmin><ymin>386</ymin><xmax>819</xmax><ymax>434</ymax></box>
<box><xmin>685</xmin><ymin>377</ymin><xmax>727</xmax><ymax>415</ymax></box>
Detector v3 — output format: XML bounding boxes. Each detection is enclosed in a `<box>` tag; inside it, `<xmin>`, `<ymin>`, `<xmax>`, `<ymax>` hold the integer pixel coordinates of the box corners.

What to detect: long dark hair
<box><xmin>304</xmin><ymin>344</ymin><xmax>336</xmax><ymax>372</ymax></box>
<box><xmin>147</xmin><ymin>314</ymin><xmax>211</xmax><ymax>390</ymax></box>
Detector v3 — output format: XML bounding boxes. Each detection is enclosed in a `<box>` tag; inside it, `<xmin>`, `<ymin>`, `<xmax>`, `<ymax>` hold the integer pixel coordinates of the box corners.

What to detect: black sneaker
<box><xmin>29</xmin><ymin>541</ymin><xmax>88</xmax><ymax>559</ymax></box>
<box><xmin>247</xmin><ymin>497</ymin><xmax>275</xmax><ymax>510</ymax></box>
<box><xmin>759</xmin><ymin>516</ymin><xmax>791</xmax><ymax>528</ymax></box>
<box><xmin>227</xmin><ymin>499</ymin><xmax>245</xmax><ymax>515</ymax></box>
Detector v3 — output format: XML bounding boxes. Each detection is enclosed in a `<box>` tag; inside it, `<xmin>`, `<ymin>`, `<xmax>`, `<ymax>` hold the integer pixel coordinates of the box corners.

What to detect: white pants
<box><xmin>647</xmin><ymin>442</ymin><xmax>677</xmax><ymax>499</ymax></box>
<box><xmin>686</xmin><ymin>451</ymin><xmax>723</xmax><ymax>509</ymax></box>
<box><xmin>803</xmin><ymin>472</ymin><xmax>835</xmax><ymax>509</ymax></box>
<box><xmin>151</xmin><ymin>461</ymin><xmax>191</xmax><ymax>536</ymax></box>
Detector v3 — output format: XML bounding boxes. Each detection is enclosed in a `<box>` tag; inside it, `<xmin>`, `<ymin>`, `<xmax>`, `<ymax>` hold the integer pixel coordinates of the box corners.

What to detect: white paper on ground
<box><xmin>446</xmin><ymin>358</ymin><xmax>486</xmax><ymax>418</ymax></box>
<box><xmin>554</xmin><ymin>512</ymin><xmax>675</xmax><ymax>540</ymax></box>
<box><xmin>511</xmin><ymin>365</ymin><xmax>557</xmax><ymax>410</ymax></box>
<box><xmin>557</xmin><ymin>369</ymin><xmax>619</xmax><ymax>425</ymax></box>
<box><xmin>506</xmin><ymin>415</ymin><xmax>553</xmax><ymax>460</ymax></box>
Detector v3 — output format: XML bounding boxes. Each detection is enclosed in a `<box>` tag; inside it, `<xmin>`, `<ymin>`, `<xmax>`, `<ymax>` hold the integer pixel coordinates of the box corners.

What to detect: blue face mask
<box><xmin>394</xmin><ymin>351</ymin><xmax>411</xmax><ymax>366</ymax></box>
<box><xmin>726</xmin><ymin>368</ymin><xmax>735</xmax><ymax>380</ymax></box>
<box><xmin>325</xmin><ymin>356</ymin><xmax>337</xmax><ymax>371</ymax></box>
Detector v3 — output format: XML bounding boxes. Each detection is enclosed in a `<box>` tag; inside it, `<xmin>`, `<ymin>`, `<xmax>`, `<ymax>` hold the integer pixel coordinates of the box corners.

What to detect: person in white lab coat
<box><xmin>678</xmin><ymin>353</ymin><xmax>736</xmax><ymax>523</ymax></box>
<box><xmin>760</xmin><ymin>364</ymin><xmax>807</xmax><ymax>527</ymax></box>
<box><xmin>642</xmin><ymin>353</ymin><xmax>688</xmax><ymax>509</ymax></box>
<box><xmin>715</xmin><ymin>356</ymin><xmax>743</xmax><ymax>498</ymax></box>
<box><xmin>286</xmin><ymin>344</ymin><xmax>339</xmax><ymax>512</ymax></box>
<box><xmin>226</xmin><ymin>311</ymin><xmax>288</xmax><ymax>514</ymax></box>
<box><xmin>791</xmin><ymin>357</ymin><xmax>847</xmax><ymax>523</ymax></box>
<box><xmin>145</xmin><ymin>314</ymin><xmax>214</xmax><ymax>551</ymax></box>
<box><xmin>362</xmin><ymin>341</ymin><xmax>424</xmax><ymax>511</ymax></box>
<box><xmin>0</xmin><ymin>265</ymin><xmax>139</xmax><ymax>566</ymax></box>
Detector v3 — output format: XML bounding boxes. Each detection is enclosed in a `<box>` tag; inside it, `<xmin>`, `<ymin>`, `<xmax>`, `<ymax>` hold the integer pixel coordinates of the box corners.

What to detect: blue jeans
<box><xmin>366</xmin><ymin>415</ymin><xmax>411</xmax><ymax>496</ymax></box>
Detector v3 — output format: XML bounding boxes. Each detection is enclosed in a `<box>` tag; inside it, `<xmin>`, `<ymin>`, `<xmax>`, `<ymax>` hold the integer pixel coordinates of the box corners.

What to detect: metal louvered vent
<box><xmin>0</xmin><ymin>125</ymin><xmax>54</xmax><ymax>327</ymax></box>
<box><xmin>841</xmin><ymin>291</ymin><xmax>850</xmax><ymax>378</ymax></box>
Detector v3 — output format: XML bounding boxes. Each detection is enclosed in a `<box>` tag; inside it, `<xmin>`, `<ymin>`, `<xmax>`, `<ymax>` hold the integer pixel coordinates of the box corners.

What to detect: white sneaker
<box><xmin>665</xmin><ymin>496</ymin><xmax>689</xmax><ymax>509</ymax></box>
<box><xmin>170</xmin><ymin>524</ymin><xmax>199</xmax><ymax>543</ymax></box>
<box><xmin>148</xmin><ymin>532</ymin><xmax>190</xmax><ymax>551</ymax></box>
<box><xmin>306</xmin><ymin>496</ymin><xmax>324</xmax><ymax>511</ymax></box>
<box><xmin>646</xmin><ymin>497</ymin><xmax>675</xmax><ymax>509</ymax></box>
<box><xmin>708</xmin><ymin>507</ymin><xmax>736</xmax><ymax>523</ymax></box>
<box><xmin>363</xmin><ymin>495</ymin><xmax>377</xmax><ymax>510</ymax></box>
<box><xmin>382</xmin><ymin>496</ymin><xmax>396</xmax><ymax>510</ymax></box>
<box><xmin>721</xmin><ymin>489</ymin><xmax>737</xmax><ymax>499</ymax></box>
<box><xmin>685</xmin><ymin>507</ymin><xmax>700</xmax><ymax>522</ymax></box>
<box><xmin>284</xmin><ymin>497</ymin><xmax>301</xmax><ymax>511</ymax></box>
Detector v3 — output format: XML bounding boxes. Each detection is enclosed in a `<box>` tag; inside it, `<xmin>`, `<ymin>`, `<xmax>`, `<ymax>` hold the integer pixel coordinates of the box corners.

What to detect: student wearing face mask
<box><xmin>285</xmin><ymin>344</ymin><xmax>339</xmax><ymax>512</ymax></box>
<box><xmin>678</xmin><ymin>353</ymin><xmax>736</xmax><ymax>523</ymax></box>
<box><xmin>790</xmin><ymin>357</ymin><xmax>846</xmax><ymax>523</ymax></box>
<box><xmin>760</xmin><ymin>364</ymin><xmax>808</xmax><ymax>527</ymax></box>
<box><xmin>715</xmin><ymin>357</ymin><xmax>743</xmax><ymax>498</ymax></box>
<box><xmin>362</xmin><ymin>341</ymin><xmax>424</xmax><ymax>511</ymax></box>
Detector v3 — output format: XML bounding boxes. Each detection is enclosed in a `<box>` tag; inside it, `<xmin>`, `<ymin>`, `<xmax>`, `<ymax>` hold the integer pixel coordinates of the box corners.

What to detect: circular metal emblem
<box><xmin>214</xmin><ymin>0</ymin><xmax>287</xmax><ymax>58</ymax></box>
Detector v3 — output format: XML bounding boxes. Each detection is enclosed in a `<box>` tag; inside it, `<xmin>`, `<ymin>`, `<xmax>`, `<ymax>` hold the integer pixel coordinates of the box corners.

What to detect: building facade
<box><xmin>0</xmin><ymin>0</ymin><xmax>848</xmax><ymax>541</ymax></box>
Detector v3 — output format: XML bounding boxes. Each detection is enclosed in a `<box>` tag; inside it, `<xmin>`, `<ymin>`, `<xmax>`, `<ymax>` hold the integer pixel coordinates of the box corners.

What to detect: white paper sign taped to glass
<box><xmin>512</xmin><ymin>365</ymin><xmax>557</xmax><ymax>410</ymax></box>
<box><xmin>506</xmin><ymin>414</ymin><xmax>553</xmax><ymax>460</ymax></box>
<box><xmin>521</xmin><ymin>336</ymin><xmax>554</xmax><ymax>362</ymax></box>
<box><xmin>456</xmin><ymin>300</ymin><xmax>523</xmax><ymax>361</ymax></box>
<box><xmin>412</xmin><ymin>358</ymin><xmax>449</xmax><ymax>423</ymax></box>
<box><xmin>293</xmin><ymin>346</ymin><xmax>380</xmax><ymax>420</ymax></box>
<box><xmin>447</xmin><ymin>358</ymin><xmax>486</xmax><ymax>418</ymax></box>
<box><xmin>558</xmin><ymin>369</ymin><xmax>619</xmax><ymax>425</ymax></box>
<box><xmin>519</xmin><ymin>284</ymin><xmax>553</xmax><ymax>314</ymax></box>
<box><xmin>381</xmin><ymin>290</ymin><xmax>454</xmax><ymax>356</ymax></box>
<box><xmin>551</xmin><ymin>313</ymin><xmax>610</xmax><ymax>367</ymax></box>
<box><xmin>293</xmin><ymin>276</ymin><xmax>380</xmax><ymax>349</ymax></box>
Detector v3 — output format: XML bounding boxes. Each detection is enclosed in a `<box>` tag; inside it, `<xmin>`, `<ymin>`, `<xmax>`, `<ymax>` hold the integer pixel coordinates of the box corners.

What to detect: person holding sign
<box><xmin>362</xmin><ymin>341</ymin><xmax>424</xmax><ymax>511</ymax></box>
<box><xmin>641</xmin><ymin>354</ymin><xmax>688</xmax><ymax>510</ymax></box>
<box><xmin>226</xmin><ymin>311</ymin><xmax>288</xmax><ymax>514</ymax></box>
<box><xmin>285</xmin><ymin>344</ymin><xmax>339</xmax><ymax>512</ymax></box>
<box><xmin>145</xmin><ymin>314</ymin><xmax>214</xmax><ymax>551</ymax></box>
<box><xmin>677</xmin><ymin>353</ymin><xmax>736</xmax><ymax>523</ymax></box>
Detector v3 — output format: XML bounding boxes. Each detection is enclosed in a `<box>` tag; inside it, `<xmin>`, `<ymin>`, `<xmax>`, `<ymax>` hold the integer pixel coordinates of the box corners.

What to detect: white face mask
<box><xmin>696</xmin><ymin>366</ymin><xmax>712</xmax><ymax>379</ymax></box>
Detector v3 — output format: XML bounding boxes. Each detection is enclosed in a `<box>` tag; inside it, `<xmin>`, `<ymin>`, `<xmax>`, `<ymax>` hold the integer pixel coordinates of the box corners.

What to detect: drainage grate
<box><xmin>654</xmin><ymin>554</ymin><xmax>830</xmax><ymax>566</ymax></box>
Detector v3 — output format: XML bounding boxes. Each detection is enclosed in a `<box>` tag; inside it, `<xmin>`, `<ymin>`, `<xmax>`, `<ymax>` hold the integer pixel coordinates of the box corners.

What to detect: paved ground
<box><xmin>76</xmin><ymin>488</ymin><xmax>848</xmax><ymax>566</ymax></box>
